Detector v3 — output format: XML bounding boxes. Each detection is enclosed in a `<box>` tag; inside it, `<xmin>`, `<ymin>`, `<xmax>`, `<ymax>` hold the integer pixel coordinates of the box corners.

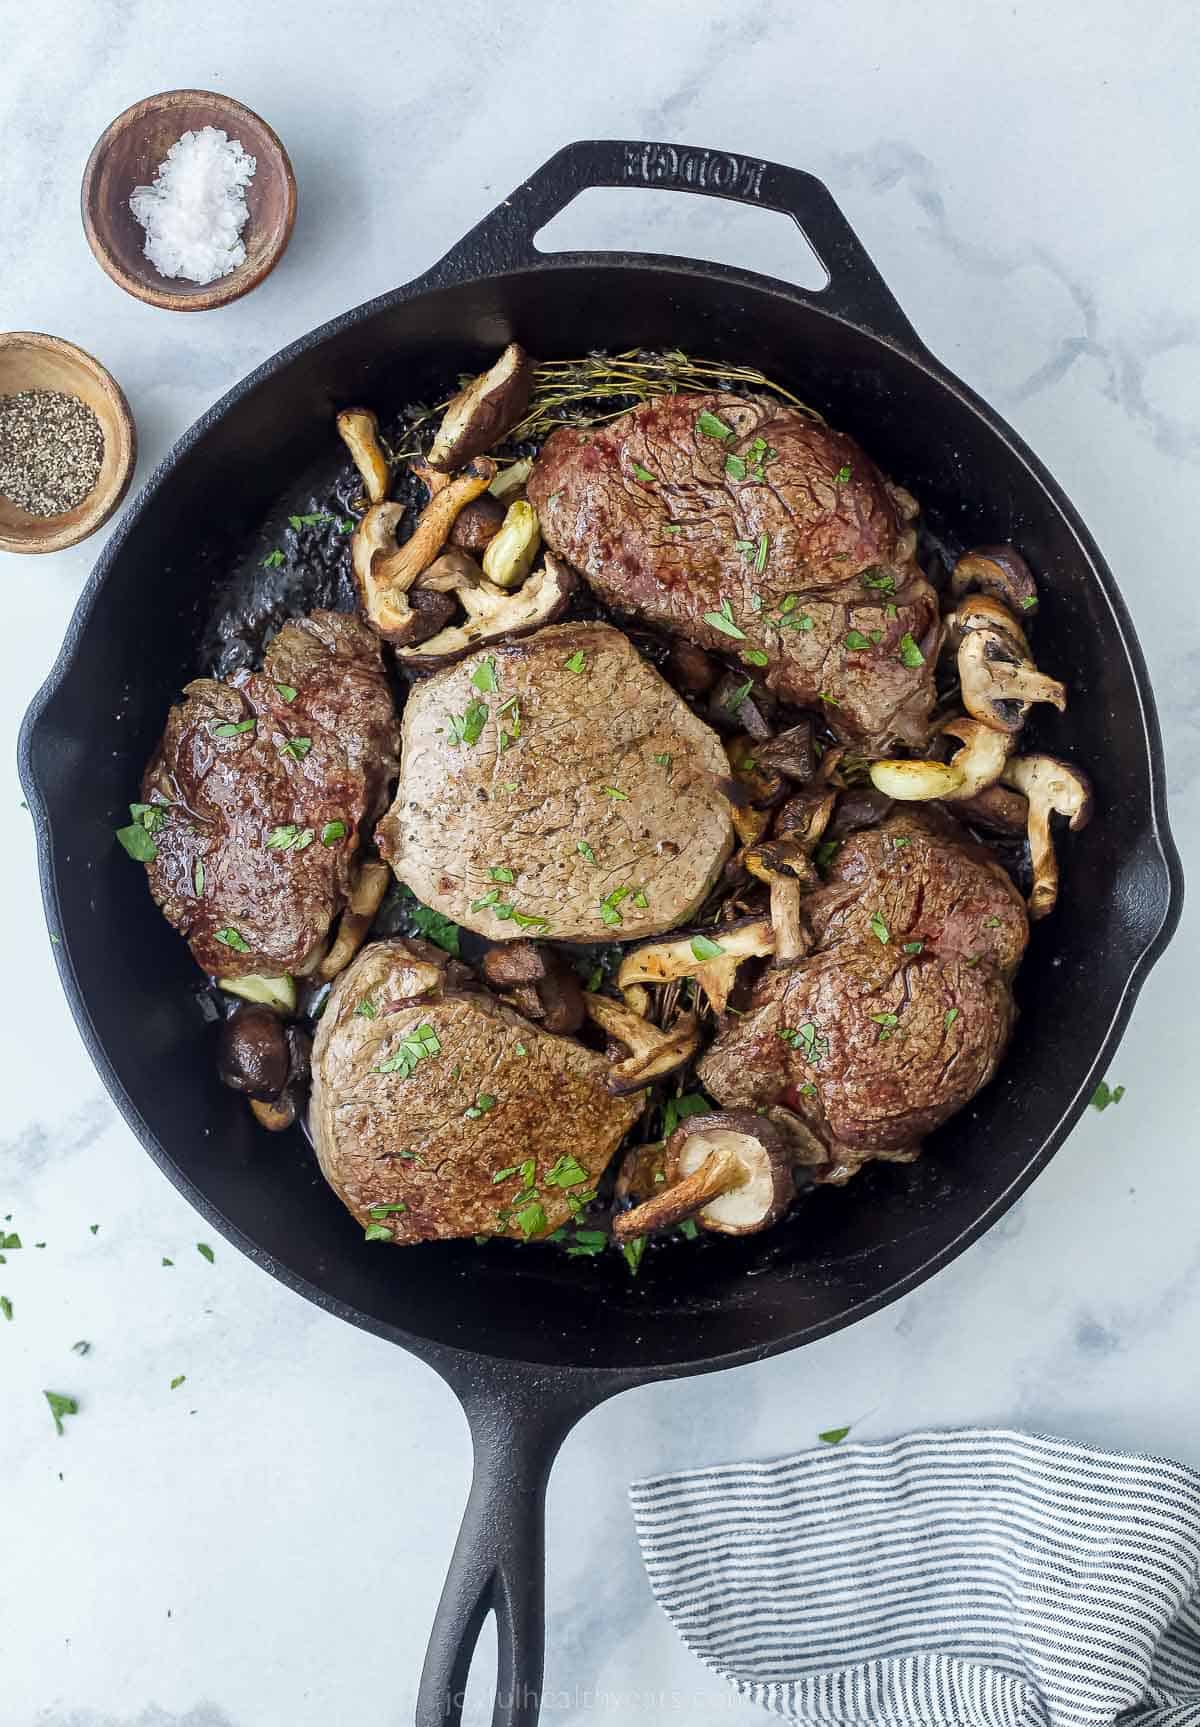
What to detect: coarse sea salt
<box><xmin>129</xmin><ymin>126</ymin><xmax>256</xmax><ymax>285</ymax></box>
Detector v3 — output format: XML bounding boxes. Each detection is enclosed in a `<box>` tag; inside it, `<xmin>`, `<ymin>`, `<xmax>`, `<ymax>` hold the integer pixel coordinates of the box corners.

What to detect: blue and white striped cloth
<box><xmin>631</xmin><ymin>1429</ymin><xmax>1200</xmax><ymax>1727</ymax></box>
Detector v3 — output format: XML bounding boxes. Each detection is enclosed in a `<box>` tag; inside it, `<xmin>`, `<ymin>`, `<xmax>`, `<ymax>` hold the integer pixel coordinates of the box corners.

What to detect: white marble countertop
<box><xmin>2</xmin><ymin>3</ymin><xmax>1196</xmax><ymax>1723</ymax></box>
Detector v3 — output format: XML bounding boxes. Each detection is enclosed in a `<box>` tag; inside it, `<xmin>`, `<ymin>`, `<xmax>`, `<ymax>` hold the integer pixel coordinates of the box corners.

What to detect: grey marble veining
<box><xmin>1</xmin><ymin>1</ymin><xmax>1197</xmax><ymax>1723</ymax></box>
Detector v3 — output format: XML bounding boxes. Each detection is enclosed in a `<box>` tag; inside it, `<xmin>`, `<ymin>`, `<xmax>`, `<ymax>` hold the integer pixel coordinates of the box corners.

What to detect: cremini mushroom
<box><xmin>319</xmin><ymin>859</ymin><xmax>390</xmax><ymax>981</ymax></box>
<box><xmin>482</xmin><ymin>941</ymin><xmax>585</xmax><ymax>1035</ymax></box>
<box><xmin>1002</xmin><ymin>755</ymin><xmax>1094</xmax><ymax>918</ymax></box>
<box><xmin>950</xmin><ymin>545</ymin><xmax>1039</xmax><ymax>615</ymax></box>
<box><xmin>218</xmin><ymin>1006</ymin><xmax>290</xmax><ymax>1098</ymax></box>
<box><xmin>449</xmin><ymin>494</ymin><xmax>506</xmax><ymax>554</ymax></box>
<box><xmin>775</xmin><ymin>785</ymin><xmax>839</xmax><ymax>849</ymax></box>
<box><xmin>351</xmin><ymin>461</ymin><xmax>496</xmax><ymax>643</ymax></box>
<box><xmin>950</xmin><ymin>782</ymin><xmax>1029</xmax><ymax>836</ymax></box>
<box><xmin>583</xmin><ymin>992</ymin><xmax>701</xmax><ymax>1093</ymax></box>
<box><xmin>869</xmin><ymin>715</ymin><xmax>1012</xmax><ymax>804</ymax></box>
<box><xmin>618</xmin><ymin>916</ymin><xmax>775</xmax><ymax>1015</ymax></box>
<box><xmin>428</xmin><ymin>343</ymin><xmax>533</xmax><ymax>471</ymax></box>
<box><xmin>218</xmin><ymin>973</ymin><xmax>297</xmax><ymax>1014</ymax></box>
<box><xmin>754</xmin><ymin>722</ymin><xmax>816</xmax><ymax>784</ymax></box>
<box><xmin>336</xmin><ymin>407</ymin><xmax>390</xmax><ymax>505</ymax></box>
<box><xmin>743</xmin><ymin>839</ymin><xmax>817</xmax><ymax>963</ymax></box>
<box><xmin>481</xmin><ymin>499</ymin><xmax>541</xmax><ymax>589</ymax></box>
<box><xmin>957</xmin><ymin>619</ymin><xmax>1066</xmax><ymax>734</ymax></box>
<box><xmin>396</xmin><ymin>552</ymin><xmax>575</xmax><ymax>662</ymax></box>
<box><xmin>613</xmin><ymin>1111</ymin><xmax>795</xmax><ymax>1238</ymax></box>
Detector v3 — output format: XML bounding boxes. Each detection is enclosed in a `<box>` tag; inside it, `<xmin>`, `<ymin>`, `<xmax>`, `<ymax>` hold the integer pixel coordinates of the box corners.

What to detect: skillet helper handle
<box><xmin>415</xmin><ymin>1371</ymin><xmax>593</xmax><ymax>1727</ymax></box>
<box><xmin>419</xmin><ymin>137</ymin><xmax>924</xmax><ymax>355</ymax></box>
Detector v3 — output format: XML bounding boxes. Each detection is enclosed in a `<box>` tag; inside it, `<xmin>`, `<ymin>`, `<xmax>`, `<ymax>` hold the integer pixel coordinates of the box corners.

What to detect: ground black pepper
<box><xmin>0</xmin><ymin>389</ymin><xmax>105</xmax><ymax>516</ymax></box>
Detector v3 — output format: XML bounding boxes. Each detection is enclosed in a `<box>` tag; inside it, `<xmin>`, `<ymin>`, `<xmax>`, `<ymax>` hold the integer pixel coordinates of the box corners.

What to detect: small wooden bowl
<box><xmin>0</xmin><ymin>333</ymin><xmax>136</xmax><ymax>555</ymax></box>
<box><xmin>81</xmin><ymin>89</ymin><xmax>296</xmax><ymax>312</ymax></box>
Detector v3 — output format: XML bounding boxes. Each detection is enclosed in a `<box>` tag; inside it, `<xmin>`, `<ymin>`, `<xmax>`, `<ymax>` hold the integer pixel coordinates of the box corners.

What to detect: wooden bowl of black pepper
<box><xmin>0</xmin><ymin>333</ymin><xmax>136</xmax><ymax>554</ymax></box>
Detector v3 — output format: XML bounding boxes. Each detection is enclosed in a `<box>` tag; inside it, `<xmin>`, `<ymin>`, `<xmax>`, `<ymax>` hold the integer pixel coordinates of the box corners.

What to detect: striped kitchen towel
<box><xmin>630</xmin><ymin>1429</ymin><xmax>1200</xmax><ymax>1727</ymax></box>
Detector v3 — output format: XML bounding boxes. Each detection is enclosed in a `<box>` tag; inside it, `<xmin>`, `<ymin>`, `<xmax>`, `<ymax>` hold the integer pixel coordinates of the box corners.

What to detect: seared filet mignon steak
<box><xmin>309</xmin><ymin>938</ymin><xmax>641</xmax><ymax>1242</ymax></box>
<box><xmin>698</xmin><ymin>811</ymin><xmax>1029</xmax><ymax>1176</ymax></box>
<box><xmin>141</xmin><ymin>612</ymin><xmax>398</xmax><ymax>978</ymax></box>
<box><xmin>527</xmin><ymin>392</ymin><xmax>938</xmax><ymax>746</ymax></box>
<box><xmin>376</xmin><ymin>621</ymin><xmax>735</xmax><ymax>943</ymax></box>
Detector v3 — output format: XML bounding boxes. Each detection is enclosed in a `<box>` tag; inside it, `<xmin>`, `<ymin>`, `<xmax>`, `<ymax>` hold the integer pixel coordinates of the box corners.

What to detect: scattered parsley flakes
<box><xmin>196</xmin><ymin>1243</ymin><xmax>215</xmax><ymax>1263</ymax></box>
<box><xmin>193</xmin><ymin>858</ymin><xmax>205</xmax><ymax>895</ymax></box>
<box><xmin>464</xmin><ymin>1094</ymin><xmax>497</xmax><ymax>1120</ymax></box>
<box><xmin>892</xmin><ymin>836</ymin><xmax>911</xmax><ymax>850</ymax></box>
<box><xmin>724</xmin><ymin>453</ymin><xmax>747</xmax><ymax>481</ymax></box>
<box><xmin>448</xmin><ymin>700</ymin><xmax>488</xmax><ymax>748</ymax></box>
<box><xmin>564</xmin><ymin>649</ymin><xmax>587</xmax><ymax>675</ymax></box>
<box><xmin>210</xmin><ymin>718</ymin><xmax>256</xmax><ymax>738</ymax></box>
<box><xmin>564</xmin><ymin>1229</ymin><xmax>608</xmax><ymax>1258</ymax></box>
<box><xmin>654</xmin><ymin>753</ymin><xmax>672</xmax><ymax>769</ymax></box>
<box><xmin>690</xmin><ymin>934</ymin><xmax>725</xmax><ymax>962</ymax></box>
<box><xmin>321</xmin><ymin>820</ymin><xmax>347</xmax><ymax>846</ymax></box>
<box><xmin>170</xmin><ymin>1375</ymin><xmax>187</xmax><ymax>1390</ymax></box>
<box><xmin>471</xmin><ymin>656</ymin><xmax>498</xmax><ymax>694</ymax></box>
<box><xmin>489</xmin><ymin>866</ymin><xmax>515</xmax><ymax>884</ymax></box>
<box><xmin>115</xmin><ymin>819</ymin><xmax>158</xmax><ymax>862</ymax></box>
<box><xmin>274</xmin><ymin>683</ymin><xmax>298</xmax><ymax>703</ymax></box>
<box><xmin>512</xmin><ymin>1199</ymin><xmax>548</xmax><ymax>1240</ymax></box>
<box><xmin>363</xmin><ymin>1222</ymin><xmax>393</xmax><ymax>1242</ymax></box>
<box><xmin>368</xmin><ymin>1202</ymin><xmax>409</xmax><ymax>1218</ymax></box>
<box><xmin>898</xmin><ymin>633</ymin><xmax>925</xmax><ymax>669</ymax></box>
<box><xmin>161</xmin><ymin>1258</ymin><xmax>173</xmax><ymax>1268</ymax></box>
<box><xmin>818</xmin><ymin>692</ymin><xmax>841</xmax><ymax>707</ymax></box>
<box><xmin>902</xmin><ymin>940</ymin><xmax>924</xmax><ymax>955</ymax></box>
<box><xmin>89</xmin><ymin>1224</ymin><xmax>99</xmax><ymax>1236</ymax></box>
<box><xmin>44</xmin><ymin>1391</ymin><xmax>78</xmax><ymax>1436</ymax></box>
<box><xmin>398</xmin><ymin>886</ymin><xmax>461</xmax><ymax>957</ymax></box>
<box><xmin>754</xmin><ymin>532</ymin><xmax>770</xmax><ymax>574</ymax></box>
<box><xmin>742</xmin><ymin>648</ymin><xmax>769</xmax><ymax>667</ymax></box>
<box><xmin>214</xmin><ymin>928</ymin><xmax>250</xmax><ymax>954</ymax></box>
<box><xmin>279</xmin><ymin>736</ymin><xmax>313</xmax><ymax>761</ymax></box>
<box><xmin>779</xmin><ymin>1022</ymin><xmax>829</xmax><ymax>1065</ymax></box>
<box><xmin>870</xmin><ymin>1011</ymin><xmax>899</xmax><ymax>1029</ymax></box>
<box><xmin>844</xmin><ymin>629</ymin><xmax>873</xmax><ymax>652</ymax></box>
<box><xmin>814</xmin><ymin>839</ymin><xmax>840</xmax><ymax>871</ymax></box>
<box><xmin>834</xmin><ymin>464</ymin><xmax>852</xmax><ymax>484</ymax></box>
<box><xmin>703</xmin><ymin>597</ymin><xmax>747</xmax><ymax>640</ymax></box>
<box><xmin>267</xmin><ymin>824</ymin><xmax>314</xmax><ymax>852</ymax></box>
<box><xmin>1021</xmin><ymin>595</ymin><xmax>1038</xmax><ymax>610</ymax></box>
<box><xmin>677</xmin><ymin>1219</ymin><xmax>700</xmax><ymax>1241</ymax></box>
<box><xmin>869</xmin><ymin>911</ymin><xmax>890</xmax><ymax>945</ymax></box>
<box><xmin>661</xmin><ymin>1092</ymin><xmax>711</xmax><ymax>1136</ymax></box>
<box><xmin>603</xmin><ymin>785</ymin><xmax>628</xmax><ymax>800</ymax></box>
<box><xmin>724</xmin><ymin>678</ymin><xmax>753</xmax><ymax>714</ymax></box>
<box><xmin>577</xmin><ymin>840</ymin><xmax>598</xmax><ymax>865</ymax></box>
<box><xmin>697</xmin><ymin>410</ymin><xmax>733</xmax><ymax>440</ymax></box>
<box><xmin>622</xmin><ymin>1234</ymin><xmax>647</xmax><ymax>1277</ymax></box>
<box><xmin>861</xmin><ymin>567</ymin><xmax>896</xmax><ymax>594</ymax></box>
<box><xmin>0</xmin><ymin>1233</ymin><xmax>21</xmax><ymax>1251</ymax></box>
<box><xmin>0</xmin><ymin>1295</ymin><xmax>11</xmax><ymax>1321</ymax></box>
<box><xmin>631</xmin><ymin>463</ymin><xmax>656</xmax><ymax>483</ymax></box>
<box><xmin>944</xmin><ymin>1009</ymin><xmax>959</xmax><ymax>1032</ymax></box>
<box><xmin>819</xmin><ymin>1424</ymin><xmax>851</xmax><ymax>1445</ymax></box>
<box><xmin>376</xmin><ymin>1022</ymin><xmax>441</xmax><ymax>1078</ymax></box>
<box><xmin>1090</xmin><ymin>1080</ymin><xmax>1126</xmax><ymax>1112</ymax></box>
<box><xmin>514</xmin><ymin>1043</ymin><xmax>528</xmax><ymax>1057</ymax></box>
<box><xmin>261</xmin><ymin>549</ymin><xmax>285</xmax><ymax>569</ymax></box>
<box><xmin>545</xmin><ymin>1155</ymin><xmax>589</xmax><ymax>1189</ymax></box>
<box><xmin>289</xmin><ymin>512</ymin><xmax>337</xmax><ymax>530</ymax></box>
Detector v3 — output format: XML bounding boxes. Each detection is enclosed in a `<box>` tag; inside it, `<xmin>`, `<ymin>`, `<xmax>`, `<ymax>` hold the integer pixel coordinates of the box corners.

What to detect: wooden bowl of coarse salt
<box><xmin>0</xmin><ymin>333</ymin><xmax>136</xmax><ymax>555</ymax></box>
<box><xmin>82</xmin><ymin>90</ymin><xmax>296</xmax><ymax>312</ymax></box>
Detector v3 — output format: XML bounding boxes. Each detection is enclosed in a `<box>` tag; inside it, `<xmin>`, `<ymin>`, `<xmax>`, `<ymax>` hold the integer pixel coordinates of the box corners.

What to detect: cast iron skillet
<box><xmin>19</xmin><ymin>141</ymin><xmax>1183</xmax><ymax>1726</ymax></box>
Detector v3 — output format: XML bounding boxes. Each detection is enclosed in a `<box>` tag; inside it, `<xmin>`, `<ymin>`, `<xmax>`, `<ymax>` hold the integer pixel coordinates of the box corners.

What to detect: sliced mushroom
<box><xmin>351</xmin><ymin>462</ymin><xmax>496</xmax><ymax>644</ymax></box>
<box><xmin>744</xmin><ymin>838</ymin><xmax>818</xmax><ymax>964</ymax></box>
<box><xmin>950</xmin><ymin>545</ymin><xmax>1039</xmax><ymax>614</ymax></box>
<box><xmin>870</xmin><ymin>717</ymin><xmax>1012</xmax><ymax>804</ymax></box>
<box><xmin>319</xmin><ymin>859</ymin><xmax>390</xmax><ymax>981</ymax></box>
<box><xmin>482</xmin><ymin>941</ymin><xmax>585</xmax><ymax>1034</ymax></box>
<box><xmin>246</xmin><ymin>1026</ymin><xmax>311</xmax><ymax>1133</ymax></box>
<box><xmin>775</xmin><ymin>786</ymin><xmax>838</xmax><ymax>849</ymax></box>
<box><xmin>428</xmin><ymin>343</ymin><xmax>533</xmax><ymax>471</ymax></box>
<box><xmin>583</xmin><ymin>993</ymin><xmax>700</xmax><ymax>1093</ymax></box>
<box><xmin>218</xmin><ymin>973</ymin><xmax>297</xmax><ymax>1014</ymax></box>
<box><xmin>950</xmin><ymin>782</ymin><xmax>1029</xmax><ymax>835</ymax></box>
<box><xmin>1002</xmin><ymin>754</ymin><xmax>1094</xmax><ymax>918</ymax></box>
<box><xmin>950</xmin><ymin>593</ymin><xmax>1031</xmax><ymax>658</ymax></box>
<box><xmin>613</xmin><ymin>1111</ymin><xmax>795</xmax><ymax>1239</ymax></box>
<box><xmin>396</xmin><ymin>552</ymin><xmax>575</xmax><ymax>663</ymax></box>
<box><xmin>336</xmin><ymin>407</ymin><xmax>390</xmax><ymax>506</ymax></box>
<box><xmin>958</xmin><ymin>625</ymin><xmax>1066</xmax><ymax>734</ymax></box>
<box><xmin>410</xmin><ymin>456</ymin><xmax>452</xmax><ymax>498</ymax></box>
<box><xmin>448</xmin><ymin>494</ymin><xmax>506</xmax><ymax>554</ymax></box>
<box><xmin>725</xmin><ymin>735</ymin><xmax>786</xmax><ymax>808</ymax></box>
<box><xmin>709</xmin><ymin>674</ymin><xmax>774</xmax><ymax>740</ymax></box>
<box><xmin>481</xmin><ymin>500</ymin><xmax>541</xmax><ymax>589</ymax></box>
<box><xmin>826</xmin><ymin>787</ymin><xmax>895</xmax><ymax>840</ymax></box>
<box><xmin>754</xmin><ymin>722</ymin><xmax>816</xmax><ymax>784</ymax></box>
<box><xmin>618</xmin><ymin>916</ymin><xmax>775</xmax><ymax>1016</ymax></box>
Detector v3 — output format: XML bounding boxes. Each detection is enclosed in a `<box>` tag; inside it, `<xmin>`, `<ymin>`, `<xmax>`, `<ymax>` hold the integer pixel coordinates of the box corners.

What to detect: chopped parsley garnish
<box><xmin>115</xmin><ymin>817</ymin><xmax>159</xmax><ymax>862</ymax></box>
<box><xmin>897</xmin><ymin>633</ymin><xmax>925</xmax><ymax>669</ymax></box>
<box><xmin>902</xmin><ymin>940</ymin><xmax>924</xmax><ymax>954</ymax></box>
<box><xmin>654</xmin><ymin>753</ymin><xmax>672</xmax><ymax>769</ymax></box>
<box><xmin>267</xmin><ymin>824</ymin><xmax>314</xmax><ymax>851</ymax></box>
<box><xmin>818</xmin><ymin>692</ymin><xmax>840</xmax><ymax>707</ymax></box>
<box><xmin>0</xmin><ymin>1295</ymin><xmax>11</xmax><ymax>1322</ymax></box>
<box><xmin>603</xmin><ymin>785</ymin><xmax>628</xmax><ymax>801</ymax></box>
<box><xmin>799</xmin><ymin>1082</ymin><xmax>818</xmax><ymax>1097</ymax></box>
<box><xmin>512</xmin><ymin>1199</ymin><xmax>548</xmax><ymax>1240</ymax></box>
<box><xmin>279</xmin><ymin>736</ymin><xmax>313</xmax><ymax>760</ymax></box>
<box><xmin>703</xmin><ymin>597</ymin><xmax>747</xmax><ymax>640</ymax></box>
<box><xmin>944</xmin><ymin>1008</ymin><xmax>959</xmax><ymax>1032</ymax></box>
<box><xmin>563</xmin><ymin>649</ymin><xmax>587</xmax><ymax>675</ymax></box>
<box><xmin>197</xmin><ymin>1243</ymin><xmax>215</xmax><ymax>1263</ymax></box>
<box><xmin>860</xmin><ymin>567</ymin><xmax>896</xmax><ymax>594</ymax></box>
<box><xmin>661</xmin><ymin>1092</ymin><xmax>711</xmax><ymax>1136</ymax></box>
<box><xmin>44</xmin><ymin>1391</ymin><xmax>78</xmax><ymax>1436</ymax></box>
<box><xmin>870</xmin><ymin>1011</ymin><xmax>899</xmax><ymax>1028</ymax></box>
<box><xmin>892</xmin><ymin>836</ymin><xmax>911</xmax><ymax>850</ymax></box>
<box><xmin>697</xmin><ymin>410</ymin><xmax>733</xmax><ymax>440</ymax></box>
<box><xmin>869</xmin><ymin>911</ymin><xmax>890</xmax><ymax>945</ymax></box>
<box><xmin>1021</xmin><ymin>595</ymin><xmax>1038</xmax><ymax>610</ymax></box>
<box><xmin>577</xmin><ymin>840</ymin><xmax>598</xmax><ymax>865</ymax></box>
<box><xmin>984</xmin><ymin>915</ymin><xmax>1002</xmax><ymax>928</ymax></box>
<box><xmin>735</xmin><ymin>538</ymin><xmax>755</xmax><ymax>557</ymax></box>
<box><xmin>622</xmin><ymin>1235</ymin><xmax>647</xmax><ymax>1277</ymax></box>
<box><xmin>677</xmin><ymin>1219</ymin><xmax>700</xmax><ymax>1241</ymax></box>
<box><xmin>464</xmin><ymin>1094</ymin><xmax>497</xmax><ymax>1119</ymax></box>
<box><xmin>631</xmin><ymin>463</ymin><xmax>656</xmax><ymax>483</ymax></box>
<box><xmin>1090</xmin><ymin>1079</ymin><xmax>1126</xmax><ymax>1112</ymax></box>
<box><xmin>885</xmin><ymin>602</ymin><xmax>898</xmax><ymax>619</ymax></box>
<box><xmin>447</xmin><ymin>700</ymin><xmax>488</xmax><ymax>748</ymax></box>
<box><xmin>724</xmin><ymin>678</ymin><xmax>753</xmax><ymax>714</ymax></box>
<box><xmin>0</xmin><ymin>1233</ymin><xmax>20</xmax><ymax>1251</ymax></box>
<box><xmin>274</xmin><ymin>683</ymin><xmax>298</xmax><ymax>703</ymax></box>
<box><xmin>398</xmin><ymin>886</ymin><xmax>461</xmax><ymax>956</ymax></box>
<box><xmin>754</xmin><ymin>532</ymin><xmax>770</xmax><ymax>574</ymax></box>
<box><xmin>819</xmin><ymin>1425</ymin><xmax>851</xmax><ymax>1445</ymax></box>
<box><xmin>814</xmin><ymin>840</ymin><xmax>840</xmax><ymax>871</ymax></box>
<box><xmin>834</xmin><ymin>464</ymin><xmax>852</xmax><ymax>484</ymax></box>
<box><xmin>724</xmin><ymin>453</ymin><xmax>747</xmax><ymax>481</ymax></box>
<box><xmin>363</xmin><ymin>1222</ymin><xmax>393</xmax><ymax>1242</ymax></box>
<box><xmin>368</xmin><ymin>1203</ymin><xmax>408</xmax><ymax>1218</ymax></box>
<box><xmin>211</xmin><ymin>718</ymin><xmax>256</xmax><ymax>738</ymax></box>
<box><xmin>633</xmin><ymin>889</ymin><xmax>648</xmax><ymax>909</ymax></box>
<box><xmin>779</xmin><ymin>1022</ymin><xmax>829</xmax><ymax>1065</ymax></box>
<box><xmin>742</xmin><ymin>649</ymin><xmax>770</xmax><ymax>667</ymax></box>
<box><xmin>489</xmin><ymin>866</ymin><xmax>515</xmax><ymax>883</ymax></box>
<box><xmin>375</xmin><ymin>1022</ymin><xmax>441</xmax><ymax>1078</ymax></box>
<box><xmin>289</xmin><ymin>512</ymin><xmax>337</xmax><ymax>530</ymax></box>
<box><xmin>514</xmin><ymin>1042</ymin><xmax>528</xmax><ymax>1057</ymax></box>
<box><xmin>170</xmin><ymin>1374</ymin><xmax>186</xmax><ymax>1390</ymax></box>
<box><xmin>545</xmin><ymin>1155</ymin><xmax>589</xmax><ymax>1189</ymax></box>
<box><xmin>690</xmin><ymin>934</ymin><xmax>725</xmax><ymax>962</ymax></box>
<box><xmin>844</xmin><ymin>630</ymin><xmax>873</xmax><ymax>652</ymax></box>
<box><xmin>492</xmin><ymin>1165</ymin><xmax>519</xmax><ymax>1184</ymax></box>
<box><xmin>600</xmin><ymin>886</ymin><xmax>632</xmax><ymax>927</ymax></box>
<box><xmin>564</xmin><ymin>1229</ymin><xmax>608</xmax><ymax>1258</ymax></box>
<box><xmin>354</xmin><ymin>997</ymin><xmax>378</xmax><ymax>1019</ymax></box>
<box><xmin>321</xmin><ymin>821</ymin><xmax>347</xmax><ymax>846</ymax></box>
<box><xmin>471</xmin><ymin>656</ymin><xmax>498</xmax><ymax>694</ymax></box>
<box><xmin>193</xmin><ymin>858</ymin><xmax>205</xmax><ymax>895</ymax></box>
<box><xmin>214</xmin><ymin>928</ymin><xmax>251</xmax><ymax>953</ymax></box>
<box><xmin>262</xmin><ymin>549</ymin><xmax>285</xmax><ymax>569</ymax></box>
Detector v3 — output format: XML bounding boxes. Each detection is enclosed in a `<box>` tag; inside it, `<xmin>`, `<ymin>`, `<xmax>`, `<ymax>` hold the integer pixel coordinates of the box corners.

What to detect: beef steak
<box><xmin>376</xmin><ymin>621</ymin><xmax>735</xmax><ymax>943</ymax></box>
<box><xmin>698</xmin><ymin>811</ymin><xmax>1029</xmax><ymax>1174</ymax></box>
<box><xmin>527</xmin><ymin>392</ymin><xmax>938</xmax><ymax>746</ymax></box>
<box><xmin>141</xmin><ymin>611</ymin><xmax>398</xmax><ymax>978</ymax></box>
<box><xmin>309</xmin><ymin>938</ymin><xmax>641</xmax><ymax>1243</ymax></box>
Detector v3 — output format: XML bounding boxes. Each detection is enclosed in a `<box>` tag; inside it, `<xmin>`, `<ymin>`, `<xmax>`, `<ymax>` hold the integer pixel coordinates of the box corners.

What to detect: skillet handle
<box><xmin>417</xmin><ymin>137</ymin><xmax>924</xmax><ymax>355</ymax></box>
<box><xmin>415</xmin><ymin>1366</ymin><xmax>603</xmax><ymax>1727</ymax></box>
